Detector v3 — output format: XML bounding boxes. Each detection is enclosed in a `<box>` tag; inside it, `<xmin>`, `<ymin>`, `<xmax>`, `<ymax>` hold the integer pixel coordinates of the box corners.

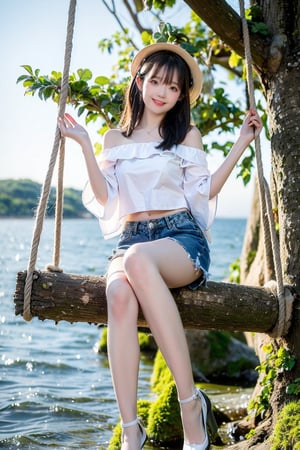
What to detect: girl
<box><xmin>59</xmin><ymin>42</ymin><xmax>262</xmax><ymax>450</ymax></box>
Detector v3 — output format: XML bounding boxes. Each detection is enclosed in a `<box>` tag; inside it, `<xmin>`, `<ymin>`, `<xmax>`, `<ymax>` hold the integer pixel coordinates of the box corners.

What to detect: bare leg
<box><xmin>123</xmin><ymin>238</ymin><xmax>205</xmax><ymax>444</ymax></box>
<box><xmin>106</xmin><ymin>257</ymin><xmax>141</xmax><ymax>449</ymax></box>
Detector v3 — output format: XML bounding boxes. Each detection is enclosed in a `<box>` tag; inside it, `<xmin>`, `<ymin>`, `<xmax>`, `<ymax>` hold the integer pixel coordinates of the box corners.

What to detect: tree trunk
<box><xmin>185</xmin><ymin>0</ymin><xmax>300</xmax><ymax>445</ymax></box>
<box><xmin>260</xmin><ymin>0</ymin><xmax>300</xmax><ymax>424</ymax></box>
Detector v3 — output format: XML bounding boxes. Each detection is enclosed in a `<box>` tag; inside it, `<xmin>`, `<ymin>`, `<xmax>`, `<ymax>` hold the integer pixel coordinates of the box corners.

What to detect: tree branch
<box><xmin>101</xmin><ymin>0</ymin><xmax>140</xmax><ymax>49</ymax></box>
<box><xmin>183</xmin><ymin>0</ymin><xmax>269</xmax><ymax>73</ymax></box>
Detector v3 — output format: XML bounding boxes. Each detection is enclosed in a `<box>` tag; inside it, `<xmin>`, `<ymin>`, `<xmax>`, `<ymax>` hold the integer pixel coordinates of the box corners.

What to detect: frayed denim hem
<box><xmin>167</xmin><ymin>237</ymin><xmax>210</xmax><ymax>290</ymax></box>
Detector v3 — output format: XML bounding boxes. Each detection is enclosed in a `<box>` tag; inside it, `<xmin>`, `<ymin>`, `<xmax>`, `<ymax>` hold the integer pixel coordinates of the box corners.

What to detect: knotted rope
<box><xmin>239</xmin><ymin>0</ymin><xmax>292</xmax><ymax>336</ymax></box>
<box><xmin>23</xmin><ymin>0</ymin><xmax>77</xmax><ymax>321</ymax></box>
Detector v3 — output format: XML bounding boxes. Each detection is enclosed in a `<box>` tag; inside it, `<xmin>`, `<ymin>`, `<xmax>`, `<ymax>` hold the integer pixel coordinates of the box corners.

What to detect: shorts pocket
<box><xmin>118</xmin><ymin>227</ymin><xmax>133</xmax><ymax>244</ymax></box>
<box><xmin>172</xmin><ymin>215</ymin><xmax>205</xmax><ymax>239</ymax></box>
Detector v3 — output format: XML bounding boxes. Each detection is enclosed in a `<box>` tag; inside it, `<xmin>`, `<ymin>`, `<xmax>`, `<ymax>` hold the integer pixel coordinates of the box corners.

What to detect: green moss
<box><xmin>98</xmin><ymin>327</ymin><xmax>108</xmax><ymax>353</ymax></box>
<box><xmin>98</xmin><ymin>327</ymin><xmax>154</xmax><ymax>354</ymax></box>
<box><xmin>107</xmin><ymin>399</ymin><xmax>151</xmax><ymax>450</ymax></box>
<box><xmin>247</xmin><ymin>249</ymin><xmax>257</xmax><ymax>269</ymax></box>
<box><xmin>225</xmin><ymin>357</ymin><xmax>257</xmax><ymax>378</ymax></box>
<box><xmin>147</xmin><ymin>381</ymin><xmax>182</xmax><ymax>444</ymax></box>
<box><xmin>270</xmin><ymin>401</ymin><xmax>300</xmax><ymax>449</ymax></box>
<box><xmin>107</xmin><ymin>422</ymin><xmax>121</xmax><ymax>450</ymax></box>
<box><xmin>229</xmin><ymin>258</ymin><xmax>241</xmax><ymax>283</ymax></box>
<box><xmin>207</xmin><ymin>330</ymin><xmax>232</xmax><ymax>359</ymax></box>
<box><xmin>137</xmin><ymin>331</ymin><xmax>154</xmax><ymax>351</ymax></box>
<box><xmin>151</xmin><ymin>350</ymin><xmax>174</xmax><ymax>394</ymax></box>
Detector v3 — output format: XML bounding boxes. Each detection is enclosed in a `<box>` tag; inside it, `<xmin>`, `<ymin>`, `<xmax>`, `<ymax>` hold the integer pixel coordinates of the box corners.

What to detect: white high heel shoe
<box><xmin>179</xmin><ymin>388</ymin><xmax>218</xmax><ymax>450</ymax></box>
<box><xmin>121</xmin><ymin>416</ymin><xmax>147</xmax><ymax>449</ymax></box>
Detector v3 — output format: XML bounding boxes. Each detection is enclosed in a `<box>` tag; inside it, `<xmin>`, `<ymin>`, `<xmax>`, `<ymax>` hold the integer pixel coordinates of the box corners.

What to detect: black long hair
<box><xmin>120</xmin><ymin>50</ymin><xmax>192</xmax><ymax>150</ymax></box>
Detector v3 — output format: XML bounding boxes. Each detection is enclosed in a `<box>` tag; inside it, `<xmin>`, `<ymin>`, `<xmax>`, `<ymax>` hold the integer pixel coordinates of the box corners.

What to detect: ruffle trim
<box><xmin>100</xmin><ymin>142</ymin><xmax>207</xmax><ymax>166</ymax></box>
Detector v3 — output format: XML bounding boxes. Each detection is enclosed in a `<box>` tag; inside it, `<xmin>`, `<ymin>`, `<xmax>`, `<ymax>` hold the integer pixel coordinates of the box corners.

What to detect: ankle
<box><xmin>122</xmin><ymin>417</ymin><xmax>139</xmax><ymax>429</ymax></box>
<box><xmin>178</xmin><ymin>387</ymin><xmax>199</xmax><ymax>405</ymax></box>
<box><xmin>122</xmin><ymin>417</ymin><xmax>139</xmax><ymax>442</ymax></box>
<box><xmin>178</xmin><ymin>388</ymin><xmax>206</xmax><ymax>446</ymax></box>
<box><xmin>179</xmin><ymin>393</ymin><xmax>202</xmax><ymax>426</ymax></box>
<box><xmin>121</xmin><ymin>417</ymin><xmax>147</xmax><ymax>449</ymax></box>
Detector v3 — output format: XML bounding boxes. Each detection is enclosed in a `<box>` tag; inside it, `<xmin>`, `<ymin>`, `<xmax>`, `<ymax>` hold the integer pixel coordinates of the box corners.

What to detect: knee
<box><xmin>123</xmin><ymin>244</ymin><xmax>154</xmax><ymax>285</ymax></box>
<box><xmin>106</xmin><ymin>276</ymin><xmax>137</xmax><ymax>321</ymax></box>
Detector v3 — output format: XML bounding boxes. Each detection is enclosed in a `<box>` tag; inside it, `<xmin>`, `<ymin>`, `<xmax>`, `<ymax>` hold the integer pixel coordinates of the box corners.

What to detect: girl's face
<box><xmin>138</xmin><ymin>66</ymin><xmax>182</xmax><ymax>116</ymax></box>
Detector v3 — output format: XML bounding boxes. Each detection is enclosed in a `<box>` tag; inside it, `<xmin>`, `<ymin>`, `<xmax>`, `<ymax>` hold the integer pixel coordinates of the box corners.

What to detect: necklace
<box><xmin>146</xmin><ymin>129</ymin><xmax>158</xmax><ymax>136</ymax></box>
<box><xmin>134</xmin><ymin>124</ymin><xmax>161</xmax><ymax>140</ymax></box>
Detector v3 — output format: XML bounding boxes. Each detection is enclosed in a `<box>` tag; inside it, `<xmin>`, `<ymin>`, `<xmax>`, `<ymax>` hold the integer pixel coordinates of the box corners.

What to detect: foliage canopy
<box><xmin>17</xmin><ymin>2</ymin><xmax>268</xmax><ymax>184</ymax></box>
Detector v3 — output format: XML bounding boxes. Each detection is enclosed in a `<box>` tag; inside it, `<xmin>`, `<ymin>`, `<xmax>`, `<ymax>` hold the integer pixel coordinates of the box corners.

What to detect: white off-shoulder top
<box><xmin>82</xmin><ymin>142</ymin><xmax>217</xmax><ymax>240</ymax></box>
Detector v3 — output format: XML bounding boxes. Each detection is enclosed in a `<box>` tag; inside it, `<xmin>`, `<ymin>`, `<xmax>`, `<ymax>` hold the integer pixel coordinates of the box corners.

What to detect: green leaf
<box><xmin>94</xmin><ymin>141</ymin><xmax>102</xmax><ymax>155</ymax></box>
<box><xmin>250</xmin><ymin>22</ymin><xmax>269</xmax><ymax>35</ymax></box>
<box><xmin>141</xmin><ymin>30</ymin><xmax>152</xmax><ymax>45</ymax></box>
<box><xmin>43</xmin><ymin>86</ymin><xmax>55</xmax><ymax>100</ymax></box>
<box><xmin>71</xmin><ymin>80</ymin><xmax>88</xmax><ymax>92</ymax></box>
<box><xmin>180</xmin><ymin>42</ymin><xmax>197</xmax><ymax>55</ymax></box>
<box><xmin>21</xmin><ymin>65</ymin><xmax>34</xmax><ymax>75</ymax></box>
<box><xmin>77</xmin><ymin>106</ymin><xmax>85</xmax><ymax>117</ymax></box>
<box><xmin>51</xmin><ymin>70</ymin><xmax>62</xmax><ymax>81</ymax></box>
<box><xmin>94</xmin><ymin>76</ymin><xmax>110</xmax><ymax>86</ymax></box>
<box><xmin>23</xmin><ymin>79</ymin><xmax>34</xmax><ymax>87</ymax></box>
<box><xmin>228</xmin><ymin>51</ymin><xmax>241</xmax><ymax>68</ymax></box>
<box><xmin>77</xmin><ymin>68</ymin><xmax>93</xmax><ymax>81</ymax></box>
<box><xmin>262</xmin><ymin>343</ymin><xmax>273</xmax><ymax>355</ymax></box>
<box><xmin>16</xmin><ymin>74</ymin><xmax>30</xmax><ymax>84</ymax></box>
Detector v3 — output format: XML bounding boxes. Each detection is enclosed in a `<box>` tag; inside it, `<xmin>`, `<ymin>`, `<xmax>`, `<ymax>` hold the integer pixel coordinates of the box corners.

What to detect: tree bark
<box><xmin>184</xmin><ymin>0</ymin><xmax>269</xmax><ymax>71</ymax></box>
<box><xmin>184</xmin><ymin>0</ymin><xmax>300</xmax><ymax>444</ymax></box>
<box><xmin>14</xmin><ymin>270</ymin><xmax>280</xmax><ymax>332</ymax></box>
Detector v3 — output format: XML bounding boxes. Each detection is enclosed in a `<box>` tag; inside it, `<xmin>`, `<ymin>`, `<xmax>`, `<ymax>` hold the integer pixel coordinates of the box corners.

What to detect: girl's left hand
<box><xmin>240</xmin><ymin>108</ymin><xmax>263</xmax><ymax>144</ymax></box>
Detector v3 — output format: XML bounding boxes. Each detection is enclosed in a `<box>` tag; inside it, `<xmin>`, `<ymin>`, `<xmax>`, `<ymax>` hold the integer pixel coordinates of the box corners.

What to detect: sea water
<box><xmin>0</xmin><ymin>217</ymin><xmax>246</xmax><ymax>449</ymax></box>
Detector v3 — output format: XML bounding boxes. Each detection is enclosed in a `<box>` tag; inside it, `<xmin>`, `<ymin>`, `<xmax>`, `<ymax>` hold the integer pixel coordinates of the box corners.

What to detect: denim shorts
<box><xmin>108</xmin><ymin>210</ymin><xmax>210</xmax><ymax>290</ymax></box>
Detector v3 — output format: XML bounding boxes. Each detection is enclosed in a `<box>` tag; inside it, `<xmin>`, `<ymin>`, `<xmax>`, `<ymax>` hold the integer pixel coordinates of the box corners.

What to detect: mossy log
<box><xmin>14</xmin><ymin>270</ymin><xmax>279</xmax><ymax>332</ymax></box>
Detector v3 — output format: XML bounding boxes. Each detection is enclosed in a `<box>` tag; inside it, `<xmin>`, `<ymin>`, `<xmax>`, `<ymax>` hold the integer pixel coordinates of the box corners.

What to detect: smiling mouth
<box><xmin>153</xmin><ymin>99</ymin><xmax>166</xmax><ymax>106</ymax></box>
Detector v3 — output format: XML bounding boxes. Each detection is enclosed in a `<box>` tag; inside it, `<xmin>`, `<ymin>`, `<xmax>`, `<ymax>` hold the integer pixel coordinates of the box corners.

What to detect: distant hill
<box><xmin>0</xmin><ymin>179</ymin><xmax>91</xmax><ymax>218</ymax></box>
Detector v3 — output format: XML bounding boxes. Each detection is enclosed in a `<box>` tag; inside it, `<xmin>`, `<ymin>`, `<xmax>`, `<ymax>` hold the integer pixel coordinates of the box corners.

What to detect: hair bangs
<box><xmin>140</xmin><ymin>51</ymin><xmax>191</xmax><ymax>92</ymax></box>
<box><xmin>152</xmin><ymin>60</ymin><xmax>181</xmax><ymax>87</ymax></box>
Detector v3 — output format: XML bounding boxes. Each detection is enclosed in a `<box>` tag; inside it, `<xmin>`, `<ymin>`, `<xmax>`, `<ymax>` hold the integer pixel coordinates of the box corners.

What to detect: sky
<box><xmin>0</xmin><ymin>0</ymin><xmax>270</xmax><ymax>219</ymax></box>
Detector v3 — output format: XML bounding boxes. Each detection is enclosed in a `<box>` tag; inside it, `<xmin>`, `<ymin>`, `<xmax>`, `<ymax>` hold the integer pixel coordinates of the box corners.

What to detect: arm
<box><xmin>58</xmin><ymin>113</ymin><xmax>108</xmax><ymax>205</ymax></box>
<box><xmin>209</xmin><ymin>109</ymin><xmax>262</xmax><ymax>199</ymax></box>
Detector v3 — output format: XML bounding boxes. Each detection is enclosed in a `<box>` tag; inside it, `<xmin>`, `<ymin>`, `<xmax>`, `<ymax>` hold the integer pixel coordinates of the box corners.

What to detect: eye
<box><xmin>149</xmin><ymin>78</ymin><xmax>158</xmax><ymax>85</ymax></box>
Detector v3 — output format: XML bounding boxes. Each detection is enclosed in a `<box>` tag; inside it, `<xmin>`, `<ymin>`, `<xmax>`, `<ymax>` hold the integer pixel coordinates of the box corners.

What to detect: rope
<box><xmin>239</xmin><ymin>0</ymin><xmax>290</xmax><ymax>336</ymax></box>
<box><xmin>46</xmin><ymin>136</ymin><xmax>65</xmax><ymax>273</ymax></box>
<box><xmin>23</xmin><ymin>0</ymin><xmax>77</xmax><ymax>321</ymax></box>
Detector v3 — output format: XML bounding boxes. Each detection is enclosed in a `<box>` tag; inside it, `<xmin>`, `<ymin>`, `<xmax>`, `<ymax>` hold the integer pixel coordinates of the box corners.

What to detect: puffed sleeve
<box><xmin>82</xmin><ymin>153</ymin><xmax>122</xmax><ymax>239</ymax></box>
<box><xmin>179</xmin><ymin>146</ymin><xmax>217</xmax><ymax>240</ymax></box>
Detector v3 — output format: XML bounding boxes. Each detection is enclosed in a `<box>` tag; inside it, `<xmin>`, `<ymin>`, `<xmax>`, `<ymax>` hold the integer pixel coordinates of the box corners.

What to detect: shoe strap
<box><xmin>178</xmin><ymin>388</ymin><xmax>199</xmax><ymax>405</ymax></box>
<box><xmin>121</xmin><ymin>416</ymin><xmax>139</xmax><ymax>428</ymax></box>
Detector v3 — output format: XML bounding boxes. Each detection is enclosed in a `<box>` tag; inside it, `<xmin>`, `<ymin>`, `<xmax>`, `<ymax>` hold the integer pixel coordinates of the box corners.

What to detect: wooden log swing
<box><xmin>15</xmin><ymin>269</ymin><xmax>281</xmax><ymax>333</ymax></box>
<box><xmin>14</xmin><ymin>0</ymin><xmax>294</xmax><ymax>338</ymax></box>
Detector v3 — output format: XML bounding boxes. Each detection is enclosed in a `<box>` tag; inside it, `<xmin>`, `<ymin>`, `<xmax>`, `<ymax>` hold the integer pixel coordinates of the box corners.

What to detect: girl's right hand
<box><xmin>58</xmin><ymin>113</ymin><xmax>91</xmax><ymax>146</ymax></box>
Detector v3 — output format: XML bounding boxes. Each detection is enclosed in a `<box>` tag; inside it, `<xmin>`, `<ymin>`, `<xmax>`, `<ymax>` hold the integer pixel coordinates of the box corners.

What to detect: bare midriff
<box><xmin>124</xmin><ymin>207</ymin><xmax>188</xmax><ymax>222</ymax></box>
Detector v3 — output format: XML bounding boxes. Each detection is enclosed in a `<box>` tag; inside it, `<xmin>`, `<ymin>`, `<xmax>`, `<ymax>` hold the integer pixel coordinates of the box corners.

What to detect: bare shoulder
<box><xmin>182</xmin><ymin>126</ymin><xmax>203</xmax><ymax>149</ymax></box>
<box><xmin>103</xmin><ymin>128</ymin><xmax>128</xmax><ymax>149</ymax></box>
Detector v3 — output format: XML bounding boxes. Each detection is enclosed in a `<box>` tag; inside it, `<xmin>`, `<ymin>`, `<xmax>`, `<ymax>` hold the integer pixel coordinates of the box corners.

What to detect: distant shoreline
<box><xmin>0</xmin><ymin>178</ymin><xmax>90</xmax><ymax>219</ymax></box>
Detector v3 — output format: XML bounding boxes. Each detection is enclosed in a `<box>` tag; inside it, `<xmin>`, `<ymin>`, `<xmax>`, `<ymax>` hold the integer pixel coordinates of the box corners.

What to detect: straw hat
<box><xmin>131</xmin><ymin>42</ymin><xmax>202</xmax><ymax>104</ymax></box>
